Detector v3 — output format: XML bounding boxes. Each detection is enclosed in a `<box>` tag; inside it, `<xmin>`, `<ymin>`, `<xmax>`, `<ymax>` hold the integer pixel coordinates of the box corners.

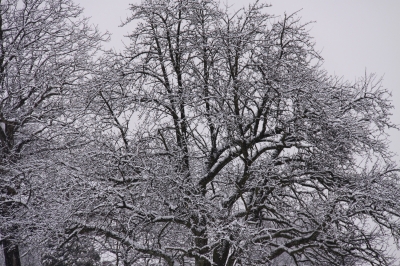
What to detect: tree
<box><xmin>63</xmin><ymin>0</ymin><xmax>400</xmax><ymax>265</ymax></box>
<box><xmin>42</xmin><ymin>236</ymin><xmax>101</xmax><ymax>266</ymax></box>
<box><xmin>0</xmin><ymin>0</ymin><xmax>104</xmax><ymax>265</ymax></box>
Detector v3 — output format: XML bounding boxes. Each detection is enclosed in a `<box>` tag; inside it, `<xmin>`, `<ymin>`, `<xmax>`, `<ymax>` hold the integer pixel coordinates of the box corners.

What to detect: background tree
<box><xmin>42</xmin><ymin>236</ymin><xmax>101</xmax><ymax>266</ymax></box>
<box><xmin>0</xmin><ymin>0</ymin><xmax>104</xmax><ymax>265</ymax></box>
<box><xmin>62</xmin><ymin>0</ymin><xmax>400</xmax><ymax>265</ymax></box>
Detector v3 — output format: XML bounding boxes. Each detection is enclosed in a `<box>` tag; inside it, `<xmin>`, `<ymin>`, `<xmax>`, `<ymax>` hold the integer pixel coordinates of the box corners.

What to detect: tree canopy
<box><xmin>1</xmin><ymin>0</ymin><xmax>400</xmax><ymax>265</ymax></box>
<box><xmin>0</xmin><ymin>0</ymin><xmax>104</xmax><ymax>265</ymax></box>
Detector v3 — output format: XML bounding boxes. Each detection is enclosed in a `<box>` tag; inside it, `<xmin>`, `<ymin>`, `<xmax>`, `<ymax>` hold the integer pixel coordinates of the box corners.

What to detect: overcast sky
<box><xmin>77</xmin><ymin>0</ymin><xmax>400</xmax><ymax>162</ymax></box>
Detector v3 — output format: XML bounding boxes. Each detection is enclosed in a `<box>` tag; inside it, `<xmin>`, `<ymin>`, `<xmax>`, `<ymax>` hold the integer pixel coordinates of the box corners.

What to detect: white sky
<box><xmin>77</xmin><ymin>0</ymin><xmax>400</xmax><ymax>163</ymax></box>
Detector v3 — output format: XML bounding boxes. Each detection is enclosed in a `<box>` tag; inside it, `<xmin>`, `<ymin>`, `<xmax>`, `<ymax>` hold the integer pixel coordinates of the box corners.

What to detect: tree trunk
<box><xmin>2</xmin><ymin>239</ymin><xmax>21</xmax><ymax>266</ymax></box>
<box><xmin>213</xmin><ymin>239</ymin><xmax>230</xmax><ymax>266</ymax></box>
<box><xmin>194</xmin><ymin>234</ymin><xmax>211</xmax><ymax>266</ymax></box>
<box><xmin>192</xmin><ymin>213</ymin><xmax>211</xmax><ymax>266</ymax></box>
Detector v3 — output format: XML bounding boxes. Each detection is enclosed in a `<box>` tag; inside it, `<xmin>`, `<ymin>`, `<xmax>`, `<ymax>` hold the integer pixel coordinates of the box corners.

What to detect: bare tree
<box><xmin>62</xmin><ymin>0</ymin><xmax>400</xmax><ymax>265</ymax></box>
<box><xmin>0</xmin><ymin>0</ymin><xmax>104</xmax><ymax>265</ymax></box>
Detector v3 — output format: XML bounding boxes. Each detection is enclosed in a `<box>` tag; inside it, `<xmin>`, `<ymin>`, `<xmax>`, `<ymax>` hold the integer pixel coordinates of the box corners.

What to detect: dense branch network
<box><xmin>1</xmin><ymin>0</ymin><xmax>399</xmax><ymax>266</ymax></box>
<box><xmin>60</xmin><ymin>1</ymin><xmax>400</xmax><ymax>265</ymax></box>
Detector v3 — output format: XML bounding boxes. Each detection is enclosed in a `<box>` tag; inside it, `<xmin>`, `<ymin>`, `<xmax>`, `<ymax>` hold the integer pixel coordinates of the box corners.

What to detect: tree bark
<box><xmin>213</xmin><ymin>239</ymin><xmax>230</xmax><ymax>266</ymax></box>
<box><xmin>194</xmin><ymin>234</ymin><xmax>211</xmax><ymax>266</ymax></box>
<box><xmin>2</xmin><ymin>239</ymin><xmax>21</xmax><ymax>266</ymax></box>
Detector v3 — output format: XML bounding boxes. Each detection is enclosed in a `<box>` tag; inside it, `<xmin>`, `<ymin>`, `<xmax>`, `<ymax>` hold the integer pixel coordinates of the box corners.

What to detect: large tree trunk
<box><xmin>192</xmin><ymin>213</ymin><xmax>211</xmax><ymax>266</ymax></box>
<box><xmin>213</xmin><ymin>239</ymin><xmax>230</xmax><ymax>266</ymax></box>
<box><xmin>2</xmin><ymin>239</ymin><xmax>21</xmax><ymax>266</ymax></box>
<box><xmin>194</xmin><ymin>232</ymin><xmax>211</xmax><ymax>266</ymax></box>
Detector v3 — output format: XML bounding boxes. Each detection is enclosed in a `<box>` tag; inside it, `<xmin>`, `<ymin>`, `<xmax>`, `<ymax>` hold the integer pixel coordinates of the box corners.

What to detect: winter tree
<box><xmin>23</xmin><ymin>0</ymin><xmax>400</xmax><ymax>265</ymax></box>
<box><xmin>0</xmin><ymin>0</ymin><xmax>104</xmax><ymax>265</ymax></box>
